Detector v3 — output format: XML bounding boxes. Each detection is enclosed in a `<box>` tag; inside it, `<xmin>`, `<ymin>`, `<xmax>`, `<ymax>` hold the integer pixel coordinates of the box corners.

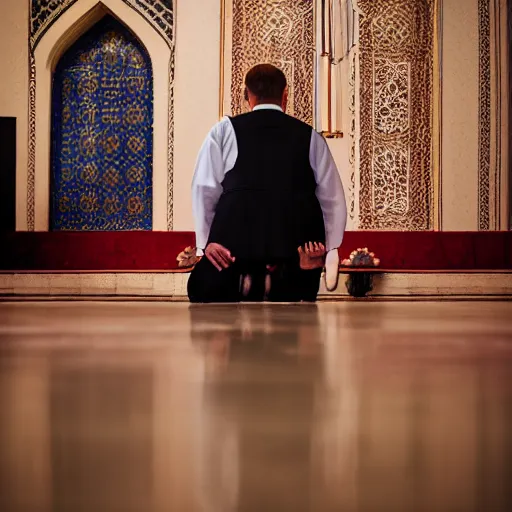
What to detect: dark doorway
<box><xmin>0</xmin><ymin>117</ymin><xmax>16</xmax><ymax>232</ymax></box>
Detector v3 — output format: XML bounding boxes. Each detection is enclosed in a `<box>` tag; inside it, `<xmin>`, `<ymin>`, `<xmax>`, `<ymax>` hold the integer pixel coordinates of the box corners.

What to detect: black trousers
<box><xmin>187</xmin><ymin>256</ymin><xmax>322</xmax><ymax>303</ymax></box>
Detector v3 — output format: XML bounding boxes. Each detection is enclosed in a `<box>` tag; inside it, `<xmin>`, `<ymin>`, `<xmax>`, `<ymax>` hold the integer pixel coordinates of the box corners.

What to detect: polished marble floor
<box><xmin>0</xmin><ymin>301</ymin><xmax>511</xmax><ymax>512</ymax></box>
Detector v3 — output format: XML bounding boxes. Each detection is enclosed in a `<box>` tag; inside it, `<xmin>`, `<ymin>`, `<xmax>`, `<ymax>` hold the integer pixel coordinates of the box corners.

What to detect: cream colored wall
<box><xmin>173</xmin><ymin>0</ymin><xmax>222</xmax><ymax>231</ymax></box>
<box><xmin>326</xmin><ymin>57</ymin><xmax>355</xmax><ymax>231</ymax></box>
<box><xmin>441</xmin><ymin>0</ymin><xmax>480</xmax><ymax>230</ymax></box>
<box><xmin>0</xmin><ymin>0</ymin><xmax>29</xmax><ymax>230</ymax></box>
<box><xmin>1</xmin><ymin>0</ymin><xmax>504</xmax><ymax>233</ymax></box>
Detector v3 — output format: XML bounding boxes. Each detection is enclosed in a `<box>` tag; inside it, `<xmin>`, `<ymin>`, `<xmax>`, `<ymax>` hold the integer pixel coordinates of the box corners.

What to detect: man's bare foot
<box><xmin>298</xmin><ymin>242</ymin><xmax>326</xmax><ymax>270</ymax></box>
<box><xmin>177</xmin><ymin>246</ymin><xmax>201</xmax><ymax>268</ymax></box>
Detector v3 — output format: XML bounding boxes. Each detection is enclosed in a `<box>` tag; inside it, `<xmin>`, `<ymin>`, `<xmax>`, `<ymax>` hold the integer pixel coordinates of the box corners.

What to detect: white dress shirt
<box><xmin>192</xmin><ymin>104</ymin><xmax>347</xmax><ymax>255</ymax></box>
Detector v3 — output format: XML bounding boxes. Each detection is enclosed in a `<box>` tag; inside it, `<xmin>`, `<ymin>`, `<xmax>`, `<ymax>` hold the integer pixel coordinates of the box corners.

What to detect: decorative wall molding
<box><xmin>120</xmin><ymin>0</ymin><xmax>174</xmax><ymax>49</ymax></box>
<box><xmin>357</xmin><ymin>0</ymin><xmax>435</xmax><ymax>230</ymax></box>
<box><xmin>167</xmin><ymin>55</ymin><xmax>175</xmax><ymax>230</ymax></box>
<box><xmin>28</xmin><ymin>0</ymin><xmax>175</xmax><ymax>230</ymax></box>
<box><xmin>31</xmin><ymin>0</ymin><xmax>173</xmax><ymax>50</ymax></box>
<box><xmin>31</xmin><ymin>0</ymin><xmax>81</xmax><ymax>51</ymax></box>
<box><xmin>478</xmin><ymin>0</ymin><xmax>492</xmax><ymax>230</ymax></box>
<box><xmin>478</xmin><ymin>0</ymin><xmax>509</xmax><ymax>231</ymax></box>
<box><xmin>27</xmin><ymin>51</ymin><xmax>37</xmax><ymax>231</ymax></box>
<box><xmin>348</xmin><ymin>49</ymin><xmax>357</xmax><ymax>222</ymax></box>
<box><xmin>432</xmin><ymin>0</ymin><xmax>442</xmax><ymax>230</ymax></box>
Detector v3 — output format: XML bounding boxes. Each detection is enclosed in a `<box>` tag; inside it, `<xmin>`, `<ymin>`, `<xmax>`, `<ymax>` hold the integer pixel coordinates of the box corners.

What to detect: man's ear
<box><xmin>244</xmin><ymin>87</ymin><xmax>249</xmax><ymax>102</ymax></box>
<box><xmin>281</xmin><ymin>87</ymin><xmax>288</xmax><ymax>111</ymax></box>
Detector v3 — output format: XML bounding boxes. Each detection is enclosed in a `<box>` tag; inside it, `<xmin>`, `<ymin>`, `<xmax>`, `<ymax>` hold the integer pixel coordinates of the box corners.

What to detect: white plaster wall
<box><xmin>0</xmin><ymin>0</ymin><xmax>29</xmax><ymax>230</ymax></box>
<box><xmin>172</xmin><ymin>0</ymin><xmax>221</xmax><ymax>231</ymax></box>
<box><xmin>441</xmin><ymin>0</ymin><xmax>480</xmax><ymax>230</ymax></box>
<box><xmin>326</xmin><ymin>138</ymin><xmax>352</xmax><ymax>227</ymax></box>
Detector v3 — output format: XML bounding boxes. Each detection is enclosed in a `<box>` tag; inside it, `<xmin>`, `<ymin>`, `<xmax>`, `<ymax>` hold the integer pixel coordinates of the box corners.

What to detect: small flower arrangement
<box><xmin>177</xmin><ymin>246</ymin><xmax>201</xmax><ymax>268</ymax></box>
<box><xmin>341</xmin><ymin>247</ymin><xmax>380</xmax><ymax>268</ymax></box>
<box><xmin>340</xmin><ymin>248</ymin><xmax>380</xmax><ymax>297</ymax></box>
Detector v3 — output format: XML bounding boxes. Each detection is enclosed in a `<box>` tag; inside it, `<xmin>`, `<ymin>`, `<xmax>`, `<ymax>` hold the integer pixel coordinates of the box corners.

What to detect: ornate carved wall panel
<box><xmin>358</xmin><ymin>0</ymin><xmax>435</xmax><ymax>230</ymax></box>
<box><xmin>28</xmin><ymin>0</ymin><xmax>175</xmax><ymax>230</ymax></box>
<box><xmin>228</xmin><ymin>0</ymin><xmax>315</xmax><ymax>125</ymax></box>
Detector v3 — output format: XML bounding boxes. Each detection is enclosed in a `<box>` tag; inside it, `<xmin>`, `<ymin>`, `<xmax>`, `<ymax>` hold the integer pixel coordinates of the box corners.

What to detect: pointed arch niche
<box><xmin>31</xmin><ymin>0</ymin><xmax>173</xmax><ymax>230</ymax></box>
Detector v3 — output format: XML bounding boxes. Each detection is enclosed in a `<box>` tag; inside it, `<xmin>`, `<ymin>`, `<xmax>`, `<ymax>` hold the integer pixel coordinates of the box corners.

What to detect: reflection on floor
<box><xmin>0</xmin><ymin>301</ymin><xmax>511</xmax><ymax>512</ymax></box>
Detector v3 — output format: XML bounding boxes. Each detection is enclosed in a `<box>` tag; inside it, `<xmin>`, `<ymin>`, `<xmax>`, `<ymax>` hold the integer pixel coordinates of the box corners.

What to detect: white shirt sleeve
<box><xmin>191</xmin><ymin>117</ymin><xmax>237</xmax><ymax>254</ymax></box>
<box><xmin>309</xmin><ymin>130</ymin><xmax>347</xmax><ymax>251</ymax></box>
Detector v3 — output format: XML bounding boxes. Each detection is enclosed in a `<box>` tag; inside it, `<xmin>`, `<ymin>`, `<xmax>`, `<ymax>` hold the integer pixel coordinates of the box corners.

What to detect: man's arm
<box><xmin>310</xmin><ymin>131</ymin><xmax>347</xmax><ymax>291</ymax></box>
<box><xmin>191</xmin><ymin>123</ymin><xmax>227</xmax><ymax>256</ymax></box>
<box><xmin>310</xmin><ymin>130</ymin><xmax>347</xmax><ymax>251</ymax></box>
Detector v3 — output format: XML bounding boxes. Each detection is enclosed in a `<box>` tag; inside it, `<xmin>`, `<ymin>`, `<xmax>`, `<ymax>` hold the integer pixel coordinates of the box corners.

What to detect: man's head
<box><xmin>244</xmin><ymin>64</ymin><xmax>288</xmax><ymax>111</ymax></box>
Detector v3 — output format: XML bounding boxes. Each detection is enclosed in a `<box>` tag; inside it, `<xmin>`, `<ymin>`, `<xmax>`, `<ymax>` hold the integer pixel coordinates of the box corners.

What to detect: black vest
<box><xmin>208</xmin><ymin>109</ymin><xmax>325</xmax><ymax>260</ymax></box>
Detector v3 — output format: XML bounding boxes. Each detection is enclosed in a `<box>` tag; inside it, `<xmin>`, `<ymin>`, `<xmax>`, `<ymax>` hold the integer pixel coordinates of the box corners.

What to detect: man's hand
<box><xmin>298</xmin><ymin>242</ymin><xmax>326</xmax><ymax>270</ymax></box>
<box><xmin>205</xmin><ymin>243</ymin><xmax>235</xmax><ymax>271</ymax></box>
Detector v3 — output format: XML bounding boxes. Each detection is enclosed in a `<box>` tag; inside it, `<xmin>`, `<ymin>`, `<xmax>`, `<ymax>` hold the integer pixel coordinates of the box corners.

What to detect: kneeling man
<box><xmin>188</xmin><ymin>64</ymin><xmax>347</xmax><ymax>302</ymax></box>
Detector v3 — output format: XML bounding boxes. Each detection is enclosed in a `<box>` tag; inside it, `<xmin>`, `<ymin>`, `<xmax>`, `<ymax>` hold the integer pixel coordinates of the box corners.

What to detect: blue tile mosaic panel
<box><xmin>51</xmin><ymin>15</ymin><xmax>153</xmax><ymax>230</ymax></box>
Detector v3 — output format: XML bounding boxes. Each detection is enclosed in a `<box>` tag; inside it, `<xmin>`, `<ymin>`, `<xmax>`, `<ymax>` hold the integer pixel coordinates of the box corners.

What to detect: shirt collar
<box><xmin>252</xmin><ymin>104</ymin><xmax>283</xmax><ymax>112</ymax></box>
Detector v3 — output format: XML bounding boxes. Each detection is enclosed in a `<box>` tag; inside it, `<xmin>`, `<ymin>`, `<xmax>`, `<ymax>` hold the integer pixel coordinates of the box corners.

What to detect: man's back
<box><xmin>207</xmin><ymin>109</ymin><xmax>325</xmax><ymax>261</ymax></box>
<box><xmin>225</xmin><ymin>109</ymin><xmax>314</xmax><ymax>191</ymax></box>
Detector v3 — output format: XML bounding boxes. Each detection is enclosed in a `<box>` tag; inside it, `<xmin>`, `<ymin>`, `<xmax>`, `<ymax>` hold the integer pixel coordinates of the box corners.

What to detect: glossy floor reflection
<box><xmin>0</xmin><ymin>301</ymin><xmax>511</xmax><ymax>512</ymax></box>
